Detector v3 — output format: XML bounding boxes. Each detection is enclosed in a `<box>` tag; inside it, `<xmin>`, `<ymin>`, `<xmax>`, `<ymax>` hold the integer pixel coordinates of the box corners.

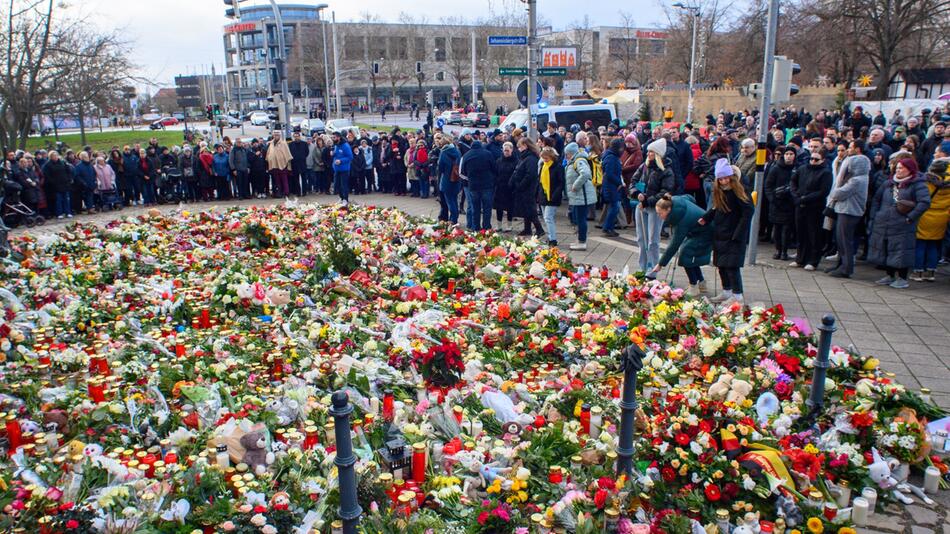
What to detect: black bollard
<box><xmin>617</xmin><ymin>343</ymin><xmax>645</xmax><ymax>475</ymax></box>
<box><xmin>802</xmin><ymin>314</ymin><xmax>836</xmax><ymax>430</ymax></box>
<box><xmin>330</xmin><ymin>390</ymin><xmax>362</xmax><ymax>533</ymax></box>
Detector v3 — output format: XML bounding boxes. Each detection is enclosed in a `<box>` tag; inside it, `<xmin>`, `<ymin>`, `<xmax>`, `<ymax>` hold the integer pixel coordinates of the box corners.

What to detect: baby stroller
<box><xmin>96</xmin><ymin>187</ymin><xmax>124</xmax><ymax>212</ymax></box>
<box><xmin>159</xmin><ymin>167</ymin><xmax>184</xmax><ymax>204</ymax></box>
<box><xmin>2</xmin><ymin>179</ymin><xmax>44</xmax><ymax>228</ymax></box>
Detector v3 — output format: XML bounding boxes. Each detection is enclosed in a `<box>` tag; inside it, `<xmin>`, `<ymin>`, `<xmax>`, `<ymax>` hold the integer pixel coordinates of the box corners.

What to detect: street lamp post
<box><xmin>312</xmin><ymin>4</ymin><xmax>331</xmax><ymax>118</ymax></box>
<box><xmin>674</xmin><ymin>2</ymin><xmax>700</xmax><ymax>125</ymax></box>
<box><xmin>266</xmin><ymin>0</ymin><xmax>292</xmax><ymax>137</ymax></box>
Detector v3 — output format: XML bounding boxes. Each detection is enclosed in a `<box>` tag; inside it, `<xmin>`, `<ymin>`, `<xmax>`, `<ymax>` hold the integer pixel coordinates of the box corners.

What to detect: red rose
<box><xmin>66</xmin><ymin>520</ymin><xmax>79</xmax><ymax>529</ymax></box>
<box><xmin>675</xmin><ymin>433</ymin><xmax>691</xmax><ymax>446</ymax></box>
<box><xmin>477</xmin><ymin>511</ymin><xmax>489</xmax><ymax>525</ymax></box>
<box><xmin>704</xmin><ymin>484</ymin><xmax>722</xmax><ymax>501</ymax></box>
<box><xmin>723</xmin><ymin>482</ymin><xmax>739</xmax><ymax>500</ymax></box>
<box><xmin>594</xmin><ymin>488</ymin><xmax>609</xmax><ymax>509</ymax></box>
<box><xmin>661</xmin><ymin>467</ymin><xmax>676</xmax><ymax>482</ymax></box>
<box><xmin>774</xmin><ymin>380</ymin><xmax>793</xmax><ymax>399</ymax></box>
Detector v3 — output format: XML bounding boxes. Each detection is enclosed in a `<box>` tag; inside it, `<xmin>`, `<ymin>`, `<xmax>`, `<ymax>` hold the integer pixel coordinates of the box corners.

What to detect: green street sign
<box><xmin>499</xmin><ymin>67</ymin><xmax>528</xmax><ymax>76</ymax></box>
<box><xmin>537</xmin><ymin>67</ymin><xmax>567</xmax><ymax>76</ymax></box>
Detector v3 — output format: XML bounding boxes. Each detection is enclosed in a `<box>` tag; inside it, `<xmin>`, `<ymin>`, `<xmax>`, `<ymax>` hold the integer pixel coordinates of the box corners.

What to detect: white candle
<box><xmin>924</xmin><ymin>466</ymin><xmax>940</xmax><ymax>493</ymax></box>
<box><xmin>432</xmin><ymin>442</ymin><xmax>444</xmax><ymax>466</ymax></box>
<box><xmin>835</xmin><ymin>484</ymin><xmax>851</xmax><ymax>508</ymax></box>
<box><xmin>590</xmin><ymin>406</ymin><xmax>603</xmax><ymax>439</ymax></box>
<box><xmin>860</xmin><ymin>487</ymin><xmax>877</xmax><ymax>511</ymax></box>
<box><xmin>851</xmin><ymin>497</ymin><xmax>869</xmax><ymax>527</ymax></box>
<box><xmin>472</xmin><ymin>419</ymin><xmax>483</xmax><ymax>436</ymax></box>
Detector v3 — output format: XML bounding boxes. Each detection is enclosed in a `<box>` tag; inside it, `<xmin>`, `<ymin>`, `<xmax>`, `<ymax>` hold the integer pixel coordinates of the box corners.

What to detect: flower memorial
<box><xmin>0</xmin><ymin>204</ymin><xmax>946</xmax><ymax>533</ymax></box>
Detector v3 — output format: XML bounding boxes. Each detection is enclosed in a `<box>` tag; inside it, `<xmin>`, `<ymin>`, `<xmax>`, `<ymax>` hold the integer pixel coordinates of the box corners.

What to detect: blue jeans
<box><xmin>440</xmin><ymin>178</ymin><xmax>461</xmax><ymax>223</ymax></box>
<box><xmin>636</xmin><ymin>204</ymin><xmax>663</xmax><ymax>271</ymax></box>
<box><xmin>142</xmin><ymin>179</ymin><xmax>156</xmax><ymax>204</ymax></box>
<box><xmin>419</xmin><ymin>177</ymin><xmax>429</xmax><ymax>198</ymax></box>
<box><xmin>915</xmin><ymin>239</ymin><xmax>942</xmax><ymax>271</ymax></box>
<box><xmin>571</xmin><ymin>204</ymin><xmax>589</xmax><ymax>242</ymax></box>
<box><xmin>334</xmin><ymin>170</ymin><xmax>350</xmax><ymax>201</ymax></box>
<box><xmin>55</xmin><ymin>191</ymin><xmax>72</xmax><ymax>216</ymax></box>
<box><xmin>463</xmin><ymin>186</ymin><xmax>476</xmax><ymax>230</ymax></box>
<box><xmin>684</xmin><ymin>265</ymin><xmax>704</xmax><ymax>284</ymax></box>
<box><xmin>468</xmin><ymin>188</ymin><xmax>494</xmax><ymax>231</ymax></box>
<box><xmin>543</xmin><ymin>205</ymin><xmax>558</xmax><ymax>242</ymax></box>
<box><xmin>603</xmin><ymin>199</ymin><xmax>621</xmax><ymax>232</ymax></box>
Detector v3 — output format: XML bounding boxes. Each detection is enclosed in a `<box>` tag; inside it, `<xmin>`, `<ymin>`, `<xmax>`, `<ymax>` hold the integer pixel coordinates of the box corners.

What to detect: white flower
<box><xmin>898</xmin><ymin>435</ymin><xmax>917</xmax><ymax>450</ymax></box>
<box><xmin>261</xmin><ymin>525</ymin><xmax>277</xmax><ymax>534</ymax></box>
<box><xmin>690</xmin><ymin>441</ymin><xmax>703</xmax><ymax>455</ymax></box>
<box><xmin>250</xmin><ymin>514</ymin><xmax>267</xmax><ymax>527</ymax></box>
<box><xmin>742</xmin><ymin>476</ymin><xmax>756</xmax><ymax>491</ymax></box>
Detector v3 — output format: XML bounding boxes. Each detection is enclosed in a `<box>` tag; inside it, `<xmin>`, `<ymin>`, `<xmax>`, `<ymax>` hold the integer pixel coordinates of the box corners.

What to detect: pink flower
<box><xmin>493</xmin><ymin>505</ymin><xmax>511</xmax><ymax>521</ymax></box>
<box><xmin>220</xmin><ymin>521</ymin><xmax>236</xmax><ymax>531</ymax></box>
<box><xmin>516</xmin><ymin>529</ymin><xmax>530</xmax><ymax>534</ymax></box>
<box><xmin>45</xmin><ymin>486</ymin><xmax>63</xmax><ymax>501</ymax></box>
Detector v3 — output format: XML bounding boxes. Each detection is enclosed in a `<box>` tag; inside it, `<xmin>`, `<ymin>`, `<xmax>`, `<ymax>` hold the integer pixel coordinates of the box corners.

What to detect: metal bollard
<box><xmin>802</xmin><ymin>314</ymin><xmax>836</xmax><ymax>430</ymax></box>
<box><xmin>330</xmin><ymin>390</ymin><xmax>362</xmax><ymax>533</ymax></box>
<box><xmin>617</xmin><ymin>343</ymin><xmax>645</xmax><ymax>475</ymax></box>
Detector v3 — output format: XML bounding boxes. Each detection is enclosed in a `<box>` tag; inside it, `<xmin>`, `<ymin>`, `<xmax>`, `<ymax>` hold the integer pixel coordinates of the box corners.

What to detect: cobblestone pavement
<box><xmin>13</xmin><ymin>192</ymin><xmax>950</xmax><ymax>531</ymax></box>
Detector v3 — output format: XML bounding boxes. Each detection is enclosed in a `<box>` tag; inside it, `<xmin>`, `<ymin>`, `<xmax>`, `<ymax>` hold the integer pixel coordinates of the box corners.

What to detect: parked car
<box><xmin>461</xmin><ymin>112</ymin><xmax>490</xmax><ymax>128</ymax></box>
<box><xmin>325</xmin><ymin>119</ymin><xmax>354</xmax><ymax>134</ymax></box>
<box><xmin>249</xmin><ymin>111</ymin><xmax>271</xmax><ymax>126</ymax></box>
<box><xmin>439</xmin><ymin>110</ymin><xmax>463</xmax><ymax>125</ymax></box>
<box><xmin>217</xmin><ymin>115</ymin><xmax>242</xmax><ymax>128</ymax></box>
<box><xmin>172</xmin><ymin>112</ymin><xmax>185</xmax><ymax>121</ymax></box>
<box><xmin>301</xmin><ymin>118</ymin><xmax>326</xmax><ymax>136</ymax></box>
<box><xmin>148</xmin><ymin>117</ymin><xmax>179</xmax><ymax>130</ymax></box>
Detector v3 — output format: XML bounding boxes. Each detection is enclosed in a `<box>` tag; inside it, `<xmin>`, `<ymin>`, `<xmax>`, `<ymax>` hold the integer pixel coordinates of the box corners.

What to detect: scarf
<box><xmin>540</xmin><ymin>160</ymin><xmax>553</xmax><ymax>201</ymax></box>
<box><xmin>892</xmin><ymin>173</ymin><xmax>913</xmax><ymax>185</ymax></box>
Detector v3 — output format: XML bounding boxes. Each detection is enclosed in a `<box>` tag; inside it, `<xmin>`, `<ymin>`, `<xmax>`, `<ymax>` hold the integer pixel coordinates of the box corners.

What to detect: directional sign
<box><xmin>499</xmin><ymin>67</ymin><xmax>528</xmax><ymax>76</ymax></box>
<box><xmin>488</xmin><ymin>35</ymin><xmax>527</xmax><ymax>46</ymax></box>
<box><xmin>436</xmin><ymin>117</ymin><xmax>445</xmax><ymax>129</ymax></box>
<box><xmin>516</xmin><ymin>79</ymin><xmax>545</xmax><ymax>107</ymax></box>
<box><xmin>537</xmin><ymin>67</ymin><xmax>568</xmax><ymax>76</ymax></box>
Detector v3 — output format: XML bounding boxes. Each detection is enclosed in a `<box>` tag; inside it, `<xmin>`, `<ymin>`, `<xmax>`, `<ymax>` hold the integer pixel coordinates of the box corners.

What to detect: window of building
<box><xmin>608</xmin><ymin>37</ymin><xmax>636</xmax><ymax>58</ymax></box>
<box><xmin>369</xmin><ymin>39</ymin><xmax>386</xmax><ymax>62</ymax></box>
<box><xmin>451</xmin><ymin>37</ymin><xmax>467</xmax><ymax>61</ymax></box>
<box><xmin>413</xmin><ymin>37</ymin><xmax>426</xmax><ymax>61</ymax></box>
<box><xmin>344</xmin><ymin>36</ymin><xmax>365</xmax><ymax>61</ymax></box>
<box><xmin>434</xmin><ymin>37</ymin><xmax>446</xmax><ymax>61</ymax></box>
<box><xmin>435</xmin><ymin>71</ymin><xmax>445</xmax><ymax>81</ymax></box>
<box><xmin>641</xmin><ymin>38</ymin><xmax>665</xmax><ymax>55</ymax></box>
<box><xmin>389</xmin><ymin>36</ymin><xmax>408</xmax><ymax>60</ymax></box>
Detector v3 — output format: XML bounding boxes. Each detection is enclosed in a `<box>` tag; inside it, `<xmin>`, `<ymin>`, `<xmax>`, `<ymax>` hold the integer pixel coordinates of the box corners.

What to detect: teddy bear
<box><xmin>240</xmin><ymin>430</ymin><xmax>274</xmax><ymax>475</ymax></box>
<box><xmin>726</xmin><ymin>377</ymin><xmax>754</xmax><ymax>405</ymax></box>
<box><xmin>707</xmin><ymin>373</ymin><xmax>733</xmax><ymax>400</ymax></box>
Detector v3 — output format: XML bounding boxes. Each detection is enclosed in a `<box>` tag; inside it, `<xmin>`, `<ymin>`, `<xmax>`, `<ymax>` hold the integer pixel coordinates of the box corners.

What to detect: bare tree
<box><xmin>564</xmin><ymin>16</ymin><xmax>596</xmax><ymax>89</ymax></box>
<box><xmin>608</xmin><ymin>11</ymin><xmax>639</xmax><ymax>87</ymax></box>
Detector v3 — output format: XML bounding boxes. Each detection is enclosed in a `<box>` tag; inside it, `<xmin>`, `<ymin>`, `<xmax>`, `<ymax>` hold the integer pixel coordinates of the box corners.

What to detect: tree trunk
<box><xmin>78</xmin><ymin>103</ymin><xmax>87</xmax><ymax>146</ymax></box>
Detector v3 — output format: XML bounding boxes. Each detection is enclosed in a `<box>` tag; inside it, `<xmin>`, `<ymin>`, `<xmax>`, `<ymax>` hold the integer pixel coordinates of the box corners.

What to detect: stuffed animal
<box><xmin>727</xmin><ymin>377</ymin><xmax>754</xmax><ymax>405</ymax></box>
<box><xmin>708</xmin><ymin>373</ymin><xmax>733</xmax><ymax>400</ymax></box>
<box><xmin>240</xmin><ymin>431</ymin><xmax>273</xmax><ymax>474</ymax></box>
<box><xmin>265</xmin><ymin>398</ymin><xmax>299</xmax><ymax>426</ymax></box>
<box><xmin>868</xmin><ymin>448</ymin><xmax>924</xmax><ymax>505</ymax></box>
<box><xmin>266</xmin><ymin>286</ymin><xmax>291</xmax><ymax>306</ymax></box>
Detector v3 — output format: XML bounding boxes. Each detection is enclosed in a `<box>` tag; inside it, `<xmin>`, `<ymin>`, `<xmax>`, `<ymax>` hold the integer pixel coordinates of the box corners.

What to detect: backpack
<box><xmin>572</xmin><ymin>154</ymin><xmax>602</xmax><ymax>187</ymax></box>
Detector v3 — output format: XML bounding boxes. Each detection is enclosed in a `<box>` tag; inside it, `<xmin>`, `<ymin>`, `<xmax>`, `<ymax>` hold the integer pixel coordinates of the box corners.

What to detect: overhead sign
<box><xmin>225</xmin><ymin>22</ymin><xmax>259</xmax><ymax>33</ymax></box>
<box><xmin>563</xmin><ymin>79</ymin><xmax>584</xmax><ymax>96</ymax></box>
<box><xmin>488</xmin><ymin>35</ymin><xmax>528</xmax><ymax>46</ymax></box>
<box><xmin>516</xmin><ymin>79</ymin><xmax>544</xmax><ymax>107</ymax></box>
<box><xmin>537</xmin><ymin>67</ymin><xmax>567</xmax><ymax>76</ymax></box>
<box><xmin>541</xmin><ymin>47</ymin><xmax>577</xmax><ymax>68</ymax></box>
<box><xmin>636</xmin><ymin>30</ymin><xmax>669</xmax><ymax>39</ymax></box>
<box><xmin>177</xmin><ymin>97</ymin><xmax>201</xmax><ymax>108</ymax></box>
<box><xmin>499</xmin><ymin>67</ymin><xmax>528</xmax><ymax>76</ymax></box>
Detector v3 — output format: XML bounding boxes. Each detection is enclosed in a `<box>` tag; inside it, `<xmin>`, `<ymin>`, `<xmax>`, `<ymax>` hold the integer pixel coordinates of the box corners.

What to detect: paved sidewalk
<box><xmin>14</xmin><ymin>193</ymin><xmax>950</xmax><ymax>410</ymax></box>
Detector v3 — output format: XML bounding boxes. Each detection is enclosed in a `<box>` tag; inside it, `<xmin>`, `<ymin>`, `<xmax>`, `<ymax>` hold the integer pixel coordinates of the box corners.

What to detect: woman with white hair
<box><xmin>735</xmin><ymin>138</ymin><xmax>757</xmax><ymax>190</ymax></box>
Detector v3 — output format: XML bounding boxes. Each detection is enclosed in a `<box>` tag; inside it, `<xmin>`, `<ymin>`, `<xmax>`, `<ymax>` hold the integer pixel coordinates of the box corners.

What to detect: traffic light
<box><xmin>416</xmin><ymin>61</ymin><xmax>422</xmax><ymax>74</ymax></box>
<box><xmin>212</xmin><ymin>103</ymin><xmax>221</xmax><ymax>116</ymax></box>
<box><xmin>373</xmin><ymin>62</ymin><xmax>380</xmax><ymax>75</ymax></box>
<box><xmin>771</xmin><ymin>56</ymin><xmax>801</xmax><ymax>104</ymax></box>
<box><xmin>426</xmin><ymin>90</ymin><xmax>434</xmax><ymax>106</ymax></box>
<box><xmin>206</xmin><ymin>105</ymin><xmax>213</xmax><ymax>119</ymax></box>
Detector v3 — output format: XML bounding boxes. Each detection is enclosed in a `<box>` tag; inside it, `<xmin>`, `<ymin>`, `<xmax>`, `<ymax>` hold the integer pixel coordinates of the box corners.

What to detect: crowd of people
<box><xmin>2</xmin><ymin>101</ymin><xmax>949</xmax><ymax>298</ymax></box>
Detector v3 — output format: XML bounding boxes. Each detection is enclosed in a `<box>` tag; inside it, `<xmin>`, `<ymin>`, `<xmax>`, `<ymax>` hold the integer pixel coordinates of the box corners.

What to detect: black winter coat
<box><xmin>764</xmin><ymin>161</ymin><xmax>795</xmax><ymax>225</ymax></box>
<box><xmin>790</xmin><ymin>163</ymin><xmax>832</xmax><ymax>211</ymax></box>
<box><xmin>703</xmin><ymin>189</ymin><xmax>754</xmax><ymax>268</ymax></box>
<box><xmin>633</xmin><ymin>160</ymin><xmax>675</xmax><ymax>208</ymax></box>
<box><xmin>494</xmin><ymin>154</ymin><xmax>518</xmax><ymax>210</ymax></box>
<box><xmin>508</xmin><ymin>149</ymin><xmax>540</xmax><ymax>218</ymax></box>
<box><xmin>538</xmin><ymin>159</ymin><xmax>565</xmax><ymax>207</ymax></box>
<box><xmin>42</xmin><ymin>159</ymin><xmax>73</xmax><ymax>193</ymax></box>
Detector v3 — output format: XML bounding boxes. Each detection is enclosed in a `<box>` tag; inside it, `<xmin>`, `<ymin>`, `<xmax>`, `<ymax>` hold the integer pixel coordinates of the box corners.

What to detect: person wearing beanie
<box><xmin>789</xmin><ymin>148</ymin><xmax>833</xmax><ymax>270</ymax></box>
<box><xmin>698</xmin><ymin>159</ymin><xmax>754</xmax><ymax>305</ymax></box>
<box><xmin>600</xmin><ymin>138</ymin><xmax>625</xmax><ymax>237</ymax></box>
<box><xmin>826</xmin><ymin>154</ymin><xmax>870</xmax><ymax>277</ymax></box>
<box><xmin>564</xmin><ymin>142</ymin><xmax>596</xmax><ymax>250</ymax></box>
<box><xmin>632</xmin><ymin>139</ymin><xmax>675</xmax><ymax>271</ymax></box>
<box><xmin>764</xmin><ymin>146</ymin><xmax>798</xmax><ymax>260</ymax></box>
<box><xmin>868</xmin><ymin>157</ymin><xmax>931</xmax><ymax>288</ymax></box>
<box><xmin>913</xmin><ymin>143</ymin><xmax>950</xmax><ymax>281</ymax></box>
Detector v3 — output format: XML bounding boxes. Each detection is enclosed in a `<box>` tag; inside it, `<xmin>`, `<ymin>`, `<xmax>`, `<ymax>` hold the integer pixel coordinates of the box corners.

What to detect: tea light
<box><xmin>860</xmin><ymin>487</ymin><xmax>876</xmax><ymax>511</ymax></box>
<box><xmin>924</xmin><ymin>466</ymin><xmax>940</xmax><ymax>493</ymax></box>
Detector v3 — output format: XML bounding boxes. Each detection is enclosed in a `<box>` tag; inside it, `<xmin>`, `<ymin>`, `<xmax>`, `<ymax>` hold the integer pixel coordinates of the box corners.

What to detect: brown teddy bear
<box><xmin>239</xmin><ymin>430</ymin><xmax>273</xmax><ymax>474</ymax></box>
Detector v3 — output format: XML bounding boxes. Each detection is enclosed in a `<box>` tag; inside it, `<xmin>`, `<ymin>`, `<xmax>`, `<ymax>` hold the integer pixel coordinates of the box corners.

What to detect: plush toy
<box><xmin>240</xmin><ymin>430</ymin><xmax>273</xmax><ymax>474</ymax></box>
<box><xmin>726</xmin><ymin>377</ymin><xmax>754</xmax><ymax>405</ymax></box>
<box><xmin>868</xmin><ymin>447</ymin><xmax>933</xmax><ymax>505</ymax></box>
<box><xmin>265</xmin><ymin>398</ymin><xmax>300</xmax><ymax>426</ymax></box>
<box><xmin>707</xmin><ymin>373</ymin><xmax>733</xmax><ymax>400</ymax></box>
<box><xmin>266</xmin><ymin>286</ymin><xmax>291</xmax><ymax>306</ymax></box>
<box><xmin>270</xmin><ymin>491</ymin><xmax>290</xmax><ymax>511</ymax></box>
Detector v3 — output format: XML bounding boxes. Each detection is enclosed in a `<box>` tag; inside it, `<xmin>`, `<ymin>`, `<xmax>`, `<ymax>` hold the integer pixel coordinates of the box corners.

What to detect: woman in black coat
<box><xmin>699</xmin><ymin>160</ymin><xmax>754</xmax><ymax>304</ymax></box>
<box><xmin>508</xmin><ymin>137</ymin><xmax>542</xmax><ymax>236</ymax></box>
<box><xmin>41</xmin><ymin>151</ymin><xmax>73</xmax><ymax>218</ymax></box>
<box><xmin>764</xmin><ymin>146</ymin><xmax>797</xmax><ymax>260</ymax></box>
<box><xmin>248</xmin><ymin>144</ymin><xmax>268</xmax><ymax>198</ymax></box>
<box><xmin>494</xmin><ymin>141</ymin><xmax>518</xmax><ymax>231</ymax></box>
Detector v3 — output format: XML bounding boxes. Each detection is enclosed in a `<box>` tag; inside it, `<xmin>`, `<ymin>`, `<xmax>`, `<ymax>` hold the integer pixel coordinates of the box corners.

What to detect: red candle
<box><xmin>446</xmin><ymin>279</ymin><xmax>455</xmax><ymax>294</ymax></box>
<box><xmin>88</xmin><ymin>356</ymin><xmax>101</xmax><ymax>374</ymax></box>
<box><xmin>580</xmin><ymin>403</ymin><xmax>591</xmax><ymax>435</ymax></box>
<box><xmin>175</xmin><ymin>342</ymin><xmax>186</xmax><ymax>357</ymax></box>
<box><xmin>271</xmin><ymin>356</ymin><xmax>284</xmax><ymax>380</ymax></box>
<box><xmin>5</xmin><ymin>415</ymin><xmax>22</xmax><ymax>453</ymax></box>
<box><xmin>304</xmin><ymin>426</ymin><xmax>319</xmax><ymax>450</ymax></box>
<box><xmin>383</xmin><ymin>391</ymin><xmax>394</xmax><ymax>421</ymax></box>
<box><xmin>548</xmin><ymin>467</ymin><xmax>563</xmax><ymax>484</ymax></box>
<box><xmin>96</xmin><ymin>357</ymin><xmax>111</xmax><ymax>376</ymax></box>
<box><xmin>88</xmin><ymin>380</ymin><xmax>106</xmax><ymax>403</ymax></box>
<box><xmin>142</xmin><ymin>453</ymin><xmax>157</xmax><ymax>477</ymax></box>
<box><xmin>38</xmin><ymin>353</ymin><xmax>51</xmax><ymax>366</ymax></box>
<box><xmin>200</xmin><ymin>308</ymin><xmax>210</xmax><ymax>329</ymax></box>
<box><xmin>164</xmin><ymin>451</ymin><xmax>179</xmax><ymax>465</ymax></box>
<box><xmin>411</xmin><ymin>443</ymin><xmax>426</xmax><ymax>484</ymax></box>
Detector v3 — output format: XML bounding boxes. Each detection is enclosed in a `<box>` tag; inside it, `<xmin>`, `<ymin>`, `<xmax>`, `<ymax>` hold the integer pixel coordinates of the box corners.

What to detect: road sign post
<box><xmin>499</xmin><ymin>67</ymin><xmax>528</xmax><ymax>76</ymax></box>
<box><xmin>488</xmin><ymin>35</ymin><xmax>528</xmax><ymax>46</ymax></box>
<box><xmin>537</xmin><ymin>68</ymin><xmax>567</xmax><ymax>76</ymax></box>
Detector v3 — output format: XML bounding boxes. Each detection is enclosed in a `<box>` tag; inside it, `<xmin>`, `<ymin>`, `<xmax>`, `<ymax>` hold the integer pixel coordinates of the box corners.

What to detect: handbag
<box><xmin>895</xmin><ymin>199</ymin><xmax>915</xmax><ymax>215</ymax></box>
<box><xmin>450</xmin><ymin>163</ymin><xmax>460</xmax><ymax>183</ymax></box>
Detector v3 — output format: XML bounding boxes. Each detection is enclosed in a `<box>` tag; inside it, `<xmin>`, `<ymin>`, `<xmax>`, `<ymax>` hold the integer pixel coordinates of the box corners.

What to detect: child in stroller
<box><xmin>94</xmin><ymin>156</ymin><xmax>123</xmax><ymax>211</ymax></box>
<box><xmin>160</xmin><ymin>165</ymin><xmax>184</xmax><ymax>204</ymax></box>
<box><xmin>2</xmin><ymin>178</ymin><xmax>44</xmax><ymax>228</ymax></box>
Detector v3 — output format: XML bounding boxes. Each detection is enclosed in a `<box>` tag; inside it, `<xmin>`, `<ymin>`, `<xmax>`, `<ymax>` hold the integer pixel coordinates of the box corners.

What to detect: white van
<box><xmin>499</xmin><ymin>103</ymin><xmax>616</xmax><ymax>132</ymax></box>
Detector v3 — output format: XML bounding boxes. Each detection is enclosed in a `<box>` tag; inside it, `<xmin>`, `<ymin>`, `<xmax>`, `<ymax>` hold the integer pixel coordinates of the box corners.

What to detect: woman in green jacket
<box><xmin>648</xmin><ymin>194</ymin><xmax>714</xmax><ymax>296</ymax></box>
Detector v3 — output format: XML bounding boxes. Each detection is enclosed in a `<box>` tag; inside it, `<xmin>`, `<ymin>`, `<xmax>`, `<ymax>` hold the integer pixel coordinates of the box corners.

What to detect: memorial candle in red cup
<box><xmin>580</xmin><ymin>403</ymin><xmax>591</xmax><ymax>435</ymax></box>
<box><xmin>411</xmin><ymin>443</ymin><xmax>426</xmax><ymax>484</ymax></box>
<box><xmin>96</xmin><ymin>357</ymin><xmax>111</xmax><ymax>376</ymax></box>
<box><xmin>548</xmin><ymin>466</ymin><xmax>563</xmax><ymax>484</ymax></box>
<box><xmin>303</xmin><ymin>425</ymin><xmax>319</xmax><ymax>450</ymax></box>
<box><xmin>5</xmin><ymin>414</ymin><xmax>22</xmax><ymax>453</ymax></box>
<box><xmin>87</xmin><ymin>378</ymin><xmax>106</xmax><ymax>403</ymax></box>
<box><xmin>446</xmin><ymin>279</ymin><xmax>455</xmax><ymax>294</ymax></box>
<box><xmin>200</xmin><ymin>308</ymin><xmax>210</xmax><ymax>329</ymax></box>
<box><xmin>175</xmin><ymin>339</ymin><xmax>186</xmax><ymax>357</ymax></box>
<box><xmin>382</xmin><ymin>391</ymin><xmax>394</xmax><ymax>421</ymax></box>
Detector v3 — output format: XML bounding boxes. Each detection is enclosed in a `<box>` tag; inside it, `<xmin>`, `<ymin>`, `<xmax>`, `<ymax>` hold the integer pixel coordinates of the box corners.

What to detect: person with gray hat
<box><xmin>825</xmin><ymin>151</ymin><xmax>870</xmax><ymax>278</ymax></box>
<box><xmin>632</xmin><ymin>138</ymin><xmax>675</xmax><ymax>271</ymax></box>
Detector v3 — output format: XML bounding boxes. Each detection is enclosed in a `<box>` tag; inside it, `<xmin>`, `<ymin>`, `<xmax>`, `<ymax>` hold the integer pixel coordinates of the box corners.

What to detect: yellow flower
<box><xmin>804</xmin><ymin>444</ymin><xmax>819</xmax><ymax>455</ymax></box>
<box><xmin>837</xmin><ymin>528</ymin><xmax>856</xmax><ymax>534</ymax></box>
<box><xmin>807</xmin><ymin>517</ymin><xmax>824</xmax><ymax>534</ymax></box>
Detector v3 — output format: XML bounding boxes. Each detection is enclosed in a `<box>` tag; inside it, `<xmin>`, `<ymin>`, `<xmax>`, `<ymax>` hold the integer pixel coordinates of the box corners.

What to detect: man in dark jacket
<box><xmin>486</xmin><ymin>130</ymin><xmax>505</xmax><ymax>161</ymax></box>
<box><xmin>73</xmin><ymin>151</ymin><xmax>97</xmax><ymax>213</ymax></box>
<box><xmin>42</xmin><ymin>151</ymin><xmax>73</xmax><ymax>218</ymax></box>
<box><xmin>670</xmin><ymin>129</ymin><xmax>693</xmax><ymax>193</ymax></box>
<box><xmin>789</xmin><ymin>148</ymin><xmax>832</xmax><ymax>270</ymax></box>
<box><xmin>229</xmin><ymin>139</ymin><xmax>251</xmax><ymax>199</ymax></box>
<box><xmin>288</xmin><ymin>132</ymin><xmax>310</xmax><ymax>196</ymax></box>
<box><xmin>919</xmin><ymin>121</ymin><xmax>945</xmax><ymax>170</ymax></box>
<box><xmin>459</xmin><ymin>140</ymin><xmax>497</xmax><ymax>231</ymax></box>
<box><xmin>600</xmin><ymin>138</ymin><xmax>625</xmax><ymax>237</ymax></box>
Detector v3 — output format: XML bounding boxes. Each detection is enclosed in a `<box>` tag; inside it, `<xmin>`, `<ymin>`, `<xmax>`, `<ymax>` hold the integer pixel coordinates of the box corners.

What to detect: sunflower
<box><xmin>806</xmin><ymin>517</ymin><xmax>824</xmax><ymax>534</ymax></box>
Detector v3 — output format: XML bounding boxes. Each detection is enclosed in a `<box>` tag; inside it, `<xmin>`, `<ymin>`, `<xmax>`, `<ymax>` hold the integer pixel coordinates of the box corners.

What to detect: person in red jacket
<box><xmin>683</xmin><ymin>136</ymin><xmax>704</xmax><ymax>206</ymax></box>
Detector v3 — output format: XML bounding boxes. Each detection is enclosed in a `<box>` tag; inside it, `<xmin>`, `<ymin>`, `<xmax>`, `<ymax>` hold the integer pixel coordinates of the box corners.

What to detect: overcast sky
<box><xmin>68</xmin><ymin>0</ymin><xmax>667</xmax><ymax>90</ymax></box>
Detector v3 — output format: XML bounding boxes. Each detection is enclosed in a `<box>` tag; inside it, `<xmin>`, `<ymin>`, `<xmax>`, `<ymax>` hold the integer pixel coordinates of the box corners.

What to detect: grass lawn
<box><xmin>23</xmin><ymin>130</ymin><xmax>186</xmax><ymax>154</ymax></box>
